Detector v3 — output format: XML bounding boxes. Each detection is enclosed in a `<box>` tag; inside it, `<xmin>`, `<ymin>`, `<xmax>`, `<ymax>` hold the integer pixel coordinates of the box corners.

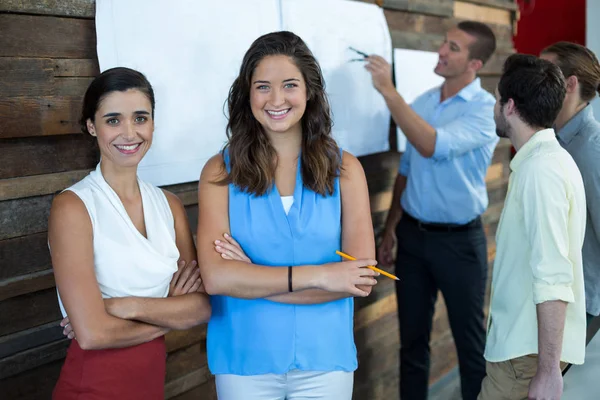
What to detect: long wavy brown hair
<box><xmin>218</xmin><ymin>31</ymin><xmax>341</xmax><ymax>196</ymax></box>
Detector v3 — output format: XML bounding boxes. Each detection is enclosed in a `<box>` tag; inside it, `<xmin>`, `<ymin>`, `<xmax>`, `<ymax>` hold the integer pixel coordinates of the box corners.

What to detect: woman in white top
<box><xmin>50</xmin><ymin>67</ymin><xmax>211</xmax><ymax>400</ymax></box>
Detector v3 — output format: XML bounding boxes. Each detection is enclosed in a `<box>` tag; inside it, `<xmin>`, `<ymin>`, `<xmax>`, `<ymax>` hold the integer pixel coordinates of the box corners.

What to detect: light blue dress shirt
<box><xmin>399</xmin><ymin>78</ymin><xmax>499</xmax><ymax>224</ymax></box>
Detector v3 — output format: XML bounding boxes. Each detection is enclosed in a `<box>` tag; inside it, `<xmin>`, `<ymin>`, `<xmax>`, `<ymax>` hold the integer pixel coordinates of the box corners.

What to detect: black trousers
<box><xmin>395</xmin><ymin>213</ymin><xmax>488</xmax><ymax>400</ymax></box>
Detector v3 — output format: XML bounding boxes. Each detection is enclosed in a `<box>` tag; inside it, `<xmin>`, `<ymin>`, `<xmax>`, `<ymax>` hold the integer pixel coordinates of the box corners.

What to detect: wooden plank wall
<box><xmin>0</xmin><ymin>0</ymin><xmax>516</xmax><ymax>398</ymax></box>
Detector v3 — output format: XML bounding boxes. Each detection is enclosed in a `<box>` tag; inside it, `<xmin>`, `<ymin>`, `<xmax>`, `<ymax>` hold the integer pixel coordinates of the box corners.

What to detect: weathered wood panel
<box><xmin>0</xmin><ymin>270</ymin><xmax>55</xmax><ymax>302</ymax></box>
<box><xmin>0</xmin><ymin>288</ymin><xmax>61</xmax><ymax>337</ymax></box>
<box><xmin>0</xmin><ymin>233</ymin><xmax>51</xmax><ymax>281</ymax></box>
<box><xmin>0</xmin><ymin>321</ymin><xmax>62</xmax><ymax>359</ymax></box>
<box><xmin>0</xmin><ymin>359</ymin><xmax>63</xmax><ymax>400</ymax></box>
<box><xmin>459</xmin><ymin>0</ymin><xmax>517</xmax><ymax>10</ymax></box>
<box><xmin>0</xmin><ymin>135</ymin><xmax>98</xmax><ymax>179</ymax></box>
<box><xmin>0</xmin><ymin>0</ymin><xmax>95</xmax><ymax>18</ymax></box>
<box><xmin>383</xmin><ymin>0</ymin><xmax>454</xmax><ymax>17</ymax></box>
<box><xmin>54</xmin><ymin>58</ymin><xmax>99</xmax><ymax>77</ymax></box>
<box><xmin>454</xmin><ymin>1</ymin><xmax>512</xmax><ymax>25</ymax></box>
<box><xmin>0</xmin><ymin>96</ymin><xmax>82</xmax><ymax>139</ymax></box>
<box><xmin>0</xmin><ymin>170</ymin><xmax>91</xmax><ymax>201</ymax></box>
<box><xmin>0</xmin><ymin>14</ymin><xmax>96</xmax><ymax>58</ymax></box>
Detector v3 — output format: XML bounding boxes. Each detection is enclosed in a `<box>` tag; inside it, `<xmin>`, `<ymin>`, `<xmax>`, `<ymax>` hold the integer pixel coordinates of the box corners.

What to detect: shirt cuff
<box><xmin>533</xmin><ymin>283</ymin><xmax>575</xmax><ymax>304</ymax></box>
<box><xmin>432</xmin><ymin>127</ymin><xmax>450</xmax><ymax>159</ymax></box>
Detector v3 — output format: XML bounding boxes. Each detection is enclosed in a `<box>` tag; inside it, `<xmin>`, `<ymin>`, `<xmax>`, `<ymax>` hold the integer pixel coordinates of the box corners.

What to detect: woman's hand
<box><xmin>169</xmin><ymin>260</ymin><xmax>203</xmax><ymax>296</ymax></box>
<box><xmin>214</xmin><ymin>233</ymin><xmax>251</xmax><ymax>263</ymax></box>
<box><xmin>60</xmin><ymin>317</ymin><xmax>76</xmax><ymax>340</ymax></box>
<box><xmin>318</xmin><ymin>259</ymin><xmax>379</xmax><ymax>297</ymax></box>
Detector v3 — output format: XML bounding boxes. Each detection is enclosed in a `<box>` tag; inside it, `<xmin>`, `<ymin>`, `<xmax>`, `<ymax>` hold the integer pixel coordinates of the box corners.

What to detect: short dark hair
<box><xmin>542</xmin><ymin>41</ymin><xmax>600</xmax><ymax>102</ymax></box>
<box><xmin>80</xmin><ymin>67</ymin><xmax>155</xmax><ymax>135</ymax></box>
<box><xmin>457</xmin><ymin>21</ymin><xmax>496</xmax><ymax>64</ymax></box>
<box><xmin>498</xmin><ymin>54</ymin><xmax>566</xmax><ymax>129</ymax></box>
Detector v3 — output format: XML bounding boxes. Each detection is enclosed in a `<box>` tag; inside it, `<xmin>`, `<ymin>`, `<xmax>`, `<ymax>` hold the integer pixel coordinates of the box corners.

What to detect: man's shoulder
<box><xmin>471</xmin><ymin>86</ymin><xmax>496</xmax><ymax>105</ymax></box>
<box><xmin>412</xmin><ymin>86</ymin><xmax>440</xmax><ymax>106</ymax></box>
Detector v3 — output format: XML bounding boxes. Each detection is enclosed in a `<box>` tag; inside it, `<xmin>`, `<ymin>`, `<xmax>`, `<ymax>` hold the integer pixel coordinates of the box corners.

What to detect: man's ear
<box><xmin>469</xmin><ymin>58</ymin><xmax>484</xmax><ymax>73</ymax></box>
<box><xmin>504</xmin><ymin>98</ymin><xmax>517</xmax><ymax>117</ymax></box>
<box><xmin>566</xmin><ymin>75</ymin><xmax>579</xmax><ymax>94</ymax></box>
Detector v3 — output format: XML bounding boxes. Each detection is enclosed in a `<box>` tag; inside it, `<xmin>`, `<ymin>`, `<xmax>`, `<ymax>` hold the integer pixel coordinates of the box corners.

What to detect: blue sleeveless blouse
<box><xmin>206</xmin><ymin>151</ymin><xmax>357</xmax><ymax>375</ymax></box>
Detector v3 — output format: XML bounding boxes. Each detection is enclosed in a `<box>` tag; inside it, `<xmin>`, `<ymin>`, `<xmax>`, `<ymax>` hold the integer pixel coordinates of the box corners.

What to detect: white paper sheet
<box><xmin>280</xmin><ymin>0</ymin><xmax>392</xmax><ymax>157</ymax></box>
<box><xmin>393</xmin><ymin>48</ymin><xmax>444</xmax><ymax>152</ymax></box>
<box><xmin>95</xmin><ymin>0</ymin><xmax>281</xmax><ymax>186</ymax></box>
<box><xmin>96</xmin><ymin>0</ymin><xmax>392</xmax><ymax>185</ymax></box>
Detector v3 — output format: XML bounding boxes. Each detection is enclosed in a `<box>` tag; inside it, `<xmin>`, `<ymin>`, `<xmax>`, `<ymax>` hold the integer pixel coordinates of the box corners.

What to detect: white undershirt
<box><xmin>281</xmin><ymin>195</ymin><xmax>294</xmax><ymax>215</ymax></box>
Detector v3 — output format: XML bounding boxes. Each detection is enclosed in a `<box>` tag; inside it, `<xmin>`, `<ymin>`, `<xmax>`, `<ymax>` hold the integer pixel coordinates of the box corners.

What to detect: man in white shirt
<box><xmin>479</xmin><ymin>54</ymin><xmax>587</xmax><ymax>400</ymax></box>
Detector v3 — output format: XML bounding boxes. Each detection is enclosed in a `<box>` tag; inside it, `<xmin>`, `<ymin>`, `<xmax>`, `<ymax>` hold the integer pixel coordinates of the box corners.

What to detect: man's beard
<box><xmin>495</xmin><ymin>114</ymin><xmax>510</xmax><ymax>138</ymax></box>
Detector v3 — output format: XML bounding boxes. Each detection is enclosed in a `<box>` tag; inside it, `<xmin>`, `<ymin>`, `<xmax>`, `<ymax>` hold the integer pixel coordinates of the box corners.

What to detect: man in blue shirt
<box><xmin>365</xmin><ymin>21</ymin><xmax>499</xmax><ymax>400</ymax></box>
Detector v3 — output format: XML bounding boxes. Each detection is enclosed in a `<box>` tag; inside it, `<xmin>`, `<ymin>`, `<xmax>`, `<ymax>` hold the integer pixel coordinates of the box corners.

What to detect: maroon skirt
<box><xmin>52</xmin><ymin>336</ymin><xmax>166</xmax><ymax>400</ymax></box>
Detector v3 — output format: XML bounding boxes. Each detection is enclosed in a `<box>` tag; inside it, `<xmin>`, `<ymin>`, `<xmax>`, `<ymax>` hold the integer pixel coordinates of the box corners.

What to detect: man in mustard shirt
<box><xmin>479</xmin><ymin>54</ymin><xmax>587</xmax><ymax>400</ymax></box>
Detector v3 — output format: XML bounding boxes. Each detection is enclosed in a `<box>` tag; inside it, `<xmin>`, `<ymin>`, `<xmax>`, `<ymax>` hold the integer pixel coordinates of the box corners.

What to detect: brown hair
<box><xmin>219</xmin><ymin>31</ymin><xmax>341</xmax><ymax>196</ymax></box>
<box><xmin>542</xmin><ymin>41</ymin><xmax>600</xmax><ymax>102</ymax></box>
<box><xmin>457</xmin><ymin>21</ymin><xmax>496</xmax><ymax>64</ymax></box>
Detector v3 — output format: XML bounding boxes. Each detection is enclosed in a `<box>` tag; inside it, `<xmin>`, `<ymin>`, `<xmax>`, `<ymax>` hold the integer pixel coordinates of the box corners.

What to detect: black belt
<box><xmin>402</xmin><ymin>212</ymin><xmax>480</xmax><ymax>233</ymax></box>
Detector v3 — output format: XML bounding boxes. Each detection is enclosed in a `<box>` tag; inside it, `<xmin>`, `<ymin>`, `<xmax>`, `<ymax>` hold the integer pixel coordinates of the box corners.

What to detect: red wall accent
<box><xmin>513</xmin><ymin>0</ymin><xmax>586</xmax><ymax>55</ymax></box>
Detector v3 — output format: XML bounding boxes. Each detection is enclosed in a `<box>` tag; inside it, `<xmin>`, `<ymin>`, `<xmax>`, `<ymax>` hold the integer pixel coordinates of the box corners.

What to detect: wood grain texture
<box><xmin>0</xmin><ymin>359</ymin><xmax>63</xmax><ymax>400</ymax></box>
<box><xmin>0</xmin><ymin>269</ymin><xmax>55</xmax><ymax>302</ymax></box>
<box><xmin>0</xmin><ymin>233</ymin><xmax>51</xmax><ymax>281</ymax></box>
<box><xmin>166</xmin><ymin>342</ymin><xmax>207</xmax><ymax>382</ymax></box>
<box><xmin>459</xmin><ymin>0</ymin><xmax>517</xmax><ymax>10</ymax></box>
<box><xmin>0</xmin><ymin>96</ymin><xmax>82</xmax><ymax>139</ymax></box>
<box><xmin>0</xmin><ymin>14</ymin><xmax>96</xmax><ymax>58</ymax></box>
<box><xmin>0</xmin><ymin>134</ymin><xmax>98</xmax><ymax>179</ymax></box>
<box><xmin>53</xmin><ymin>58</ymin><xmax>99</xmax><ymax>77</ymax></box>
<box><xmin>0</xmin><ymin>338</ymin><xmax>69</xmax><ymax>380</ymax></box>
<box><xmin>454</xmin><ymin>1</ymin><xmax>512</xmax><ymax>25</ymax></box>
<box><xmin>0</xmin><ymin>0</ymin><xmax>95</xmax><ymax>18</ymax></box>
<box><xmin>0</xmin><ymin>169</ymin><xmax>91</xmax><ymax>201</ymax></box>
<box><xmin>0</xmin><ymin>194</ymin><xmax>53</xmax><ymax>240</ymax></box>
<box><xmin>383</xmin><ymin>0</ymin><xmax>454</xmax><ymax>17</ymax></box>
<box><xmin>384</xmin><ymin>10</ymin><xmax>514</xmax><ymax>45</ymax></box>
<box><xmin>0</xmin><ymin>321</ymin><xmax>62</xmax><ymax>359</ymax></box>
<box><xmin>0</xmin><ymin>58</ymin><xmax>55</xmax><ymax>97</ymax></box>
<box><xmin>0</xmin><ymin>288</ymin><xmax>61</xmax><ymax>337</ymax></box>
<box><xmin>165</xmin><ymin>366</ymin><xmax>211</xmax><ymax>399</ymax></box>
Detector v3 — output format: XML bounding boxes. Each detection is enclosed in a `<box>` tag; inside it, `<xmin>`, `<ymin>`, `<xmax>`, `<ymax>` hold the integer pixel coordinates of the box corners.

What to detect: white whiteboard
<box><xmin>95</xmin><ymin>0</ymin><xmax>281</xmax><ymax>186</ymax></box>
<box><xmin>281</xmin><ymin>0</ymin><xmax>392</xmax><ymax>156</ymax></box>
<box><xmin>96</xmin><ymin>0</ymin><xmax>392</xmax><ymax>186</ymax></box>
<box><xmin>393</xmin><ymin>48</ymin><xmax>444</xmax><ymax>152</ymax></box>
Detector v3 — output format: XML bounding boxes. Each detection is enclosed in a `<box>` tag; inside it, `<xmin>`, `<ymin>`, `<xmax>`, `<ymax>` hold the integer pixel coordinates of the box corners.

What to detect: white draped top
<box><xmin>54</xmin><ymin>163</ymin><xmax>180</xmax><ymax>317</ymax></box>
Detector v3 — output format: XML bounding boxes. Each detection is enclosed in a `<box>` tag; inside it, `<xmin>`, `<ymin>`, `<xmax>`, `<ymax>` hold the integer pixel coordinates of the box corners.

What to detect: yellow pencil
<box><xmin>335</xmin><ymin>250</ymin><xmax>399</xmax><ymax>281</ymax></box>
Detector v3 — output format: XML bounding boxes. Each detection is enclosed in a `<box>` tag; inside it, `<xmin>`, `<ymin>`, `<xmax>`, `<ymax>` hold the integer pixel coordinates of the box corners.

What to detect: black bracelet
<box><xmin>288</xmin><ymin>266</ymin><xmax>293</xmax><ymax>292</ymax></box>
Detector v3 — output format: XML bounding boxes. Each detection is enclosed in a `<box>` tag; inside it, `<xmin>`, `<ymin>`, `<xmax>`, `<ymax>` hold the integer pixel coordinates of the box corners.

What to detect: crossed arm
<box><xmin>197</xmin><ymin>151</ymin><xmax>378</xmax><ymax>304</ymax></box>
<box><xmin>50</xmin><ymin>190</ymin><xmax>210</xmax><ymax>350</ymax></box>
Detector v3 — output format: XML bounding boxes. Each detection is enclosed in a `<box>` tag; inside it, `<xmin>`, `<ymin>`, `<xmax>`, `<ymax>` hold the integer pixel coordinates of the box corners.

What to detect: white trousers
<box><xmin>215</xmin><ymin>370</ymin><xmax>354</xmax><ymax>400</ymax></box>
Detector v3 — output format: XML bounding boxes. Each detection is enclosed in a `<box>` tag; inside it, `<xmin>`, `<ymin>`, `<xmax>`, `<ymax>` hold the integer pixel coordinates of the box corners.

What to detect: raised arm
<box><xmin>267</xmin><ymin>151</ymin><xmax>377</xmax><ymax>304</ymax></box>
<box><xmin>365</xmin><ymin>55</ymin><xmax>496</xmax><ymax>160</ymax></box>
<box><xmin>103</xmin><ymin>191</ymin><xmax>211</xmax><ymax>330</ymax></box>
<box><xmin>49</xmin><ymin>192</ymin><xmax>168</xmax><ymax>350</ymax></box>
<box><xmin>197</xmin><ymin>154</ymin><xmax>378</xmax><ymax>299</ymax></box>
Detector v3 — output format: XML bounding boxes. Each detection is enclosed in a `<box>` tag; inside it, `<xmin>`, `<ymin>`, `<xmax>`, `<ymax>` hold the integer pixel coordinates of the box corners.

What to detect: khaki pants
<box><xmin>477</xmin><ymin>355</ymin><xmax>567</xmax><ymax>400</ymax></box>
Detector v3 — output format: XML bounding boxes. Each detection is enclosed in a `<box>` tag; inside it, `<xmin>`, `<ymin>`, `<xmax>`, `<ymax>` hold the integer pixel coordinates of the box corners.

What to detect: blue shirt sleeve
<box><xmin>398</xmin><ymin>143</ymin><xmax>412</xmax><ymax>176</ymax></box>
<box><xmin>433</xmin><ymin>99</ymin><xmax>497</xmax><ymax>160</ymax></box>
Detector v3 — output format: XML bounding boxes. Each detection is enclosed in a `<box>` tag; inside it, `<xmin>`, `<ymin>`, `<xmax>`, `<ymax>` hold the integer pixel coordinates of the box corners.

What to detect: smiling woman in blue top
<box><xmin>196</xmin><ymin>31</ymin><xmax>379</xmax><ymax>399</ymax></box>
